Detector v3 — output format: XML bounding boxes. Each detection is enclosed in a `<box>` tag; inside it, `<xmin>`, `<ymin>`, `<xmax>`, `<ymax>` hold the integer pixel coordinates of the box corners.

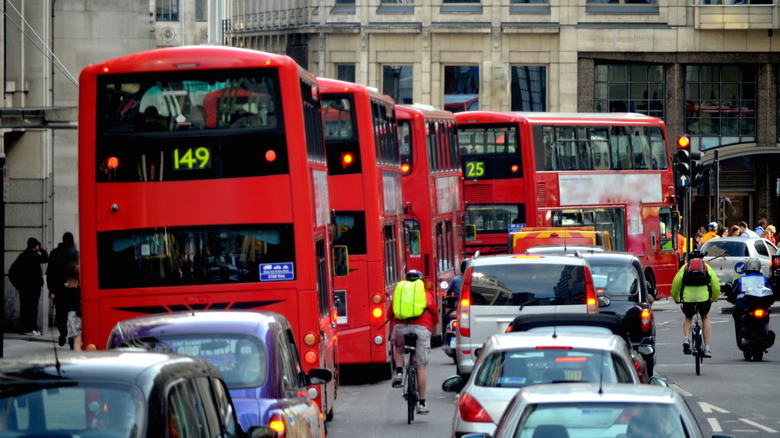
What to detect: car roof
<box><xmin>0</xmin><ymin>350</ymin><xmax>216</xmax><ymax>383</ymax></box>
<box><xmin>471</xmin><ymin>253</ymin><xmax>587</xmax><ymax>267</ymax></box>
<box><xmin>577</xmin><ymin>251</ymin><xmax>642</xmax><ymax>264</ymax></box>
<box><xmin>488</xmin><ymin>330</ymin><xmax>627</xmax><ymax>351</ymax></box>
<box><xmin>703</xmin><ymin>236</ymin><xmax>762</xmax><ymax>244</ymax></box>
<box><xmin>525</xmin><ymin>245</ymin><xmax>605</xmax><ymax>255</ymax></box>
<box><xmin>110</xmin><ymin>310</ymin><xmax>288</xmax><ymax>339</ymax></box>
<box><xmin>511</xmin><ymin>382</ymin><xmax>678</xmax><ymax>405</ymax></box>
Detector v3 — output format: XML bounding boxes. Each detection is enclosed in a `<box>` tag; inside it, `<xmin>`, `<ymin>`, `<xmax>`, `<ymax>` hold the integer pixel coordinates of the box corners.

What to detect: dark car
<box><xmin>526</xmin><ymin>247</ymin><xmax>656</xmax><ymax>376</ymax></box>
<box><xmin>107</xmin><ymin>311</ymin><xmax>333</xmax><ymax>437</ymax></box>
<box><xmin>0</xmin><ymin>350</ymin><xmax>268</xmax><ymax>437</ymax></box>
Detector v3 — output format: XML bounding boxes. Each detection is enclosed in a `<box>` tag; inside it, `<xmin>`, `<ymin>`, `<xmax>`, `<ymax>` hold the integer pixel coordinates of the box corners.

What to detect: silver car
<box><xmin>700</xmin><ymin>236</ymin><xmax>778</xmax><ymax>294</ymax></box>
<box><xmin>444</xmin><ymin>331</ymin><xmax>641</xmax><ymax>438</ymax></box>
<box><xmin>480</xmin><ymin>382</ymin><xmax>735</xmax><ymax>438</ymax></box>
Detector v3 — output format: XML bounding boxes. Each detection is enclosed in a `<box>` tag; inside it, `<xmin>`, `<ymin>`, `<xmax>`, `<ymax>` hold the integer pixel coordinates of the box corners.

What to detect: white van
<box><xmin>454</xmin><ymin>253</ymin><xmax>598</xmax><ymax>376</ymax></box>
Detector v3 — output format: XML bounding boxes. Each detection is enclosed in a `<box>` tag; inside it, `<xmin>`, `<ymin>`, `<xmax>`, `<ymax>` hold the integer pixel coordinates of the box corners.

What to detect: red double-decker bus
<box><xmin>78</xmin><ymin>46</ymin><xmax>338</xmax><ymax>417</ymax></box>
<box><xmin>396</xmin><ymin>104</ymin><xmax>464</xmax><ymax>336</ymax></box>
<box><xmin>319</xmin><ymin>78</ymin><xmax>404</xmax><ymax>373</ymax></box>
<box><xmin>456</xmin><ymin>112</ymin><xmax>678</xmax><ymax>297</ymax></box>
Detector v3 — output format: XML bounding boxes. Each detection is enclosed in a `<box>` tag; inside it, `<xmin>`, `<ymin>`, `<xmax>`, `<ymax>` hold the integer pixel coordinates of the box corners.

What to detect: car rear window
<box><xmin>591</xmin><ymin>264</ymin><xmax>640</xmax><ymax>300</ymax></box>
<box><xmin>701</xmin><ymin>241</ymin><xmax>748</xmax><ymax>257</ymax></box>
<box><xmin>474</xmin><ymin>348</ymin><xmax>633</xmax><ymax>388</ymax></box>
<box><xmin>117</xmin><ymin>334</ymin><xmax>267</xmax><ymax>388</ymax></box>
<box><xmin>469</xmin><ymin>264</ymin><xmax>587</xmax><ymax>306</ymax></box>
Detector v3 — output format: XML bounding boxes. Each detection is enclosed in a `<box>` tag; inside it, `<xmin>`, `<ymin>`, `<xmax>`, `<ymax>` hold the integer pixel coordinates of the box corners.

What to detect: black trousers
<box><xmin>53</xmin><ymin>297</ymin><xmax>68</xmax><ymax>340</ymax></box>
<box><xmin>18</xmin><ymin>287</ymin><xmax>41</xmax><ymax>333</ymax></box>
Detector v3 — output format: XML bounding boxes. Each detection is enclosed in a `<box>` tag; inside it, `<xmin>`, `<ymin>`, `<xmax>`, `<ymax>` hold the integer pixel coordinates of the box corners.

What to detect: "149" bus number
<box><xmin>173</xmin><ymin>147</ymin><xmax>211</xmax><ymax>170</ymax></box>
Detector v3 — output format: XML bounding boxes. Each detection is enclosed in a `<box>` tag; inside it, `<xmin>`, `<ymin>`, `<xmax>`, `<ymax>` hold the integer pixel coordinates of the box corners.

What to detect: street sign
<box><xmin>678</xmin><ymin>175</ymin><xmax>690</xmax><ymax>187</ymax></box>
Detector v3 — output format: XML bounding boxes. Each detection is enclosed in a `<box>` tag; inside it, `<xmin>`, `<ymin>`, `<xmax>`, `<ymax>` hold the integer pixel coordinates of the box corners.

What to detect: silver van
<box><xmin>454</xmin><ymin>253</ymin><xmax>598</xmax><ymax>376</ymax></box>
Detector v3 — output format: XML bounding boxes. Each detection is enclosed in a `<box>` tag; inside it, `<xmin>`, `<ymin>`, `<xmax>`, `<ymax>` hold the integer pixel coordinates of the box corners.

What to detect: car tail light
<box><xmin>634</xmin><ymin>361</ymin><xmax>645</xmax><ymax>383</ymax></box>
<box><xmin>457</xmin><ymin>393</ymin><xmax>493</xmax><ymax>423</ymax></box>
<box><xmin>458</xmin><ymin>270</ymin><xmax>472</xmax><ymax>337</ymax></box>
<box><xmin>640</xmin><ymin>308</ymin><xmax>652</xmax><ymax>333</ymax></box>
<box><xmin>269</xmin><ymin>413</ymin><xmax>286</xmax><ymax>438</ymax></box>
<box><xmin>584</xmin><ymin>266</ymin><xmax>598</xmax><ymax>314</ymax></box>
<box><xmin>772</xmin><ymin>255</ymin><xmax>780</xmax><ymax>269</ymax></box>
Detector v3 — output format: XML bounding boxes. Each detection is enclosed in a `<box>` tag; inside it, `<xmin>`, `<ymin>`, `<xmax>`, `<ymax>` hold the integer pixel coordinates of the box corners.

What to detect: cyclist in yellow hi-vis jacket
<box><xmin>671</xmin><ymin>250</ymin><xmax>720</xmax><ymax>358</ymax></box>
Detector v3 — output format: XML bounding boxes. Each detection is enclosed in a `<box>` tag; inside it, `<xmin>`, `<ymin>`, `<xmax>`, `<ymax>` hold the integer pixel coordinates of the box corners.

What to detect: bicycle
<box><xmin>691</xmin><ymin>311</ymin><xmax>704</xmax><ymax>376</ymax></box>
<box><xmin>401</xmin><ymin>333</ymin><xmax>419</xmax><ymax>424</ymax></box>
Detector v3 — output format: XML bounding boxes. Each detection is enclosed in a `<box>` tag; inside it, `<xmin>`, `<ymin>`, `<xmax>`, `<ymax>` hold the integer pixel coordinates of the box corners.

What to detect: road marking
<box><xmin>740</xmin><ymin>418</ymin><xmax>779</xmax><ymax>433</ymax></box>
<box><xmin>699</xmin><ymin>402</ymin><xmax>730</xmax><ymax>414</ymax></box>
<box><xmin>707</xmin><ymin>417</ymin><xmax>723</xmax><ymax>432</ymax></box>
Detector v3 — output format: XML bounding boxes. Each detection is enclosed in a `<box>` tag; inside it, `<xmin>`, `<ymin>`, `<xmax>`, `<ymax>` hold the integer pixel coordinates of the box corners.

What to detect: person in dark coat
<box><xmin>47</xmin><ymin>232</ymin><xmax>79</xmax><ymax>346</ymax></box>
<box><xmin>11</xmin><ymin>238</ymin><xmax>49</xmax><ymax>335</ymax></box>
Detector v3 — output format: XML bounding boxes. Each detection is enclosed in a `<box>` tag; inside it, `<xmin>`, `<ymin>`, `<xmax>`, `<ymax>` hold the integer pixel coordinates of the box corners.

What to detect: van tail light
<box><xmin>640</xmin><ymin>308</ymin><xmax>652</xmax><ymax>333</ymax></box>
<box><xmin>458</xmin><ymin>270</ymin><xmax>472</xmax><ymax>337</ymax></box>
<box><xmin>457</xmin><ymin>392</ymin><xmax>493</xmax><ymax>423</ymax></box>
<box><xmin>584</xmin><ymin>266</ymin><xmax>598</xmax><ymax>314</ymax></box>
<box><xmin>269</xmin><ymin>412</ymin><xmax>286</xmax><ymax>438</ymax></box>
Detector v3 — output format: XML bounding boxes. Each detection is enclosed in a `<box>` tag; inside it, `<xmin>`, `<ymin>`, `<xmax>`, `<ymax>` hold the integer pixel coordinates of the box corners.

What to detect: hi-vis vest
<box><xmin>392</xmin><ymin>279</ymin><xmax>427</xmax><ymax>320</ymax></box>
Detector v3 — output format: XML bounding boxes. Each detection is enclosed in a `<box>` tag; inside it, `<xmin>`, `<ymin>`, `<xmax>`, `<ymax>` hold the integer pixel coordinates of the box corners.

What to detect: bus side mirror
<box><xmin>672</xmin><ymin>210</ymin><xmax>680</xmax><ymax>227</ymax></box>
<box><xmin>465</xmin><ymin>225</ymin><xmax>477</xmax><ymax>242</ymax></box>
<box><xmin>333</xmin><ymin>245</ymin><xmax>349</xmax><ymax>277</ymax></box>
<box><xmin>407</xmin><ymin>230</ymin><xmax>421</xmax><ymax>255</ymax></box>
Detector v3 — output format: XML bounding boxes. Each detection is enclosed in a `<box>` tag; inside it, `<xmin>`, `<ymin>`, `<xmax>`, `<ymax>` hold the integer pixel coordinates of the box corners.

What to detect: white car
<box><xmin>443</xmin><ymin>330</ymin><xmax>641</xmax><ymax>438</ymax></box>
<box><xmin>700</xmin><ymin>236</ymin><xmax>778</xmax><ymax>294</ymax></box>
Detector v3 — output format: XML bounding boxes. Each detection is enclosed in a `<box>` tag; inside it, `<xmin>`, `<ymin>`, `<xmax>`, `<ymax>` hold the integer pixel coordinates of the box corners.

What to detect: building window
<box><xmin>336</xmin><ymin>0</ymin><xmax>355</xmax><ymax>4</ymax></box>
<box><xmin>382</xmin><ymin>0</ymin><xmax>414</xmax><ymax>2</ymax></box>
<box><xmin>443</xmin><ymin>0</ymin><xmax>480</xmax><ymax>2</ymax></box>
<box><xmin>337</xmin><ymin>64</ymin><xmax>356</xmax><ymax>83</ymax></box>
<box><xmin>511</xmin><ymin>66</ymin><xmax>547</xmax><ymax>111</ymax></box>
<box><xmin>195</xmin><ymin>0</ymin><xmax>207</xmax><ymax>21</ymax></box>
<box><xmin>586</xmin><ymin>0</ymin><xmax>656</xmax><ymax>3</ymax></box>
<box><xmin>685</xmin><ymin>65</ymin><xmax>757</xmax><ymax>150</ymax></box>
<box><xmin>511</xmin><ymin>0</ymin><xmax>548</xmax><ymax>3</ymax></box>
<box><xmin>156</xmin><ymin>0</ymin><xmax>179</xmax><ymax>21</ymax></box>
<box><xmin>444</xmin><ymin>65</ymin><xmax>479</xmax><ymax>113</ymax></box>
<box><xmin>594</xmin><ymin>64</ymin><xmax>664</xmax><ymax>118</ymax></box>
<box><xmin>383</xmin><ymin>66</ymin><xmax>413</xmax><ymax>105</ymax></box>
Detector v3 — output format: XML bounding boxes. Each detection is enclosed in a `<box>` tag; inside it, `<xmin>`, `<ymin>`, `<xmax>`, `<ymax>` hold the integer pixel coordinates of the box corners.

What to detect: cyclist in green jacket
<box><xmin>671</xmin><ymin>250</ymin><xmax>720</xmax><ymax>358</ymax></box>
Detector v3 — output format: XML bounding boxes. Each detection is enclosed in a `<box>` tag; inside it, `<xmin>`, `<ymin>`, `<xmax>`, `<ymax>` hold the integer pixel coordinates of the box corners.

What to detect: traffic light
<box><xmin>690</xmin><ymin>150</ymin><xmax>704</xmax><ymax>187</ymax></box>
<box><xmin>676</xmin><ymin>136</ymin><xmax>691</xmax><ymax>179</ymax></box>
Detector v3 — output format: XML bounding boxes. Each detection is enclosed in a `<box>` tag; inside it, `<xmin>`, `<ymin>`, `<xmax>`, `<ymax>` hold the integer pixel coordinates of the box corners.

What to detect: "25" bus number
<box><xmin>173</xmin><ymin>147</ymin><xmax>211</xmax><ymax>170</ymax></box>
<box><xmin>465</xmin><ymin>161</ymin><xmax>485</xmax><ymax>178</ymax></box>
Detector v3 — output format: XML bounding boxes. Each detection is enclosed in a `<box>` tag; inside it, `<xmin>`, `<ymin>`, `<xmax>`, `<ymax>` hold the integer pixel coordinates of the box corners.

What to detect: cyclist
<box><xmin>388</xmin><ymin>269</ymin><xmax>439</xmax><ymax>414</ymax></box>
<box><xmin>671</xmin><ymin>250</ymin><xmax>720</xmax><ymax>357</ymax></box>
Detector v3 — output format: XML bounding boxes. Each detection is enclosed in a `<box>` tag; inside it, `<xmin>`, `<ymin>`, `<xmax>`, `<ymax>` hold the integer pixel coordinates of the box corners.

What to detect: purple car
<box><xmin>106</xmin><ymin>311</ymin><xmax>333</xmax><ymax>436</ymax></box>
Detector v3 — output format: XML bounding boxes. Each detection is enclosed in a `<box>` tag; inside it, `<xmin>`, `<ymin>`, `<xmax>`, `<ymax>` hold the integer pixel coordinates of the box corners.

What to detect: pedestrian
<box><xmin>47</xmin><ymin>232</ymin><xmax>79</xmax><ymax>346</ymax></box>
<box><xmin>755</xmin><ymin>218</ymin><xmax>767</xmax><ymax>236</ymax></box>
<box><xmin>694</xmin><ymin>230</ymin><xmax>705</xmax><ymax>250</ymax></box>
<box><xmin>761</xmin><ymin>225</ymin><xmax>777</xmax><ymax>245</ymax></box>
<box><xmin>728</xmin><ymin>225</ymin><xmax>741</xmax><ymax>237</ymax></box>
<box><xmin>9</xmin><ymin>238</ymin><xmax>49</xmax><ymax>335</ymax></box>
<box><xmin>739</xmin><ymin>221</ymin><xmax>759</xmax><ymax>238</ymax></box>
<box><xmin>62</xmin><ymin>263</ymin><xmax>82</xmax><ymax>351</ymax></box>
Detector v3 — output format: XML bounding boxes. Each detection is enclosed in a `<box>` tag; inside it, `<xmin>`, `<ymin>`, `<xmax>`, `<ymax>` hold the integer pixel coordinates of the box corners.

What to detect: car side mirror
<box><xmin>443</xmin><ymin>296</ymin><xmax>458</xmax><ymax>308</ymax></box>
<box><xmin>648</xmin><ymin>376</ymin><xmax>669</xmax><ymax>387</ymax></box>
<box><xmin>307</xmin><ymin>368</ymin><xmax>333</xmax><ymax>385</ymax></box>
<box><xmin>441</xmin><ymin>375</ymin><xmax>465</xmax><ymax>393</ymax></box>
<box><xmin>598</xmin><ymin>295</ymin><xmax>611</xmax><ymax>307</ymax></box>
<box><xmin>465</xmin><ymin>225</ymin><xmax>477</xmax><ymax>242</ymax></box>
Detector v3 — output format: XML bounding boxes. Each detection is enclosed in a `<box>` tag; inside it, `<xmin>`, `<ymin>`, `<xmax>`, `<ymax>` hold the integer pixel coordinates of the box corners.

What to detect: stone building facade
<box><xmin>224</xmin><ymin>0</ymin><xmax>780</xmax><ymax>231</ymax></box>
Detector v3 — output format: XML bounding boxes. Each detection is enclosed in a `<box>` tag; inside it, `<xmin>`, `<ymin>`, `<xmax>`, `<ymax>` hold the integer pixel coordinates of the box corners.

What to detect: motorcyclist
<box><xmin>728</xmin><ymin>257</ymin><xmax>772</xmax><ymax>346</ymax></box>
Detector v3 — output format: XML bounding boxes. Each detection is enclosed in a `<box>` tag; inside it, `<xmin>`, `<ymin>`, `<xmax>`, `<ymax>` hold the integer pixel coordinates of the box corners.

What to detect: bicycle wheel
<box><xmin>695</xmin><ymin>348</ymin><xmax>701</xmax><ymax>375</ymax></box>
<box><xmin>405</xmin><ymin>365</ymin><xmax>416</xmax><ymax>424</ymax></box>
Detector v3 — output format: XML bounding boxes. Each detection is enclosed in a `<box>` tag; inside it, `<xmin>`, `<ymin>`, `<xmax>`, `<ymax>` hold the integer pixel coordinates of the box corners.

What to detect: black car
<box><xmin>0</xmin><ymin>350</ymin><xmax>270</xmax><ymax>438</ymax></box>
<box><xmin>525</xmin><ymin>247</ymin><xmax>657</xmax><ymax>376</ymax></box>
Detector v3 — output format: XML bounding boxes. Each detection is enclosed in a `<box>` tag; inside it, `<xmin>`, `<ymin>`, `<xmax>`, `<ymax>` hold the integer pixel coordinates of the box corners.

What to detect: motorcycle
<box><xmin>733</xmin><ymin>281</ymin><xmax>776</xmax><ymax>362</ymax></box>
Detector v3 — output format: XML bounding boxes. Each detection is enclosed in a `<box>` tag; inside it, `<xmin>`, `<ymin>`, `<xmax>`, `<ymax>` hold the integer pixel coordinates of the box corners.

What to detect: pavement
<box><xmin>0</xmin><ymin>327</ymin><xmax>72</xmax><ymax>359</ymax></box>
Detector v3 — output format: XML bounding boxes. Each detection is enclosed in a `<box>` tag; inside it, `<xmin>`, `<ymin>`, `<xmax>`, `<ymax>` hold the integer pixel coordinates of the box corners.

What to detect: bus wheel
<box><xmin>645</xmin><ymin>270</ymin><xmax>656</xmax><ymax>298</ymax></box>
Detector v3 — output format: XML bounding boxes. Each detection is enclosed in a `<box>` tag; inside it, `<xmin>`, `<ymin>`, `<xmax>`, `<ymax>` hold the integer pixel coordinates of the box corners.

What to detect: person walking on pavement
<box><xmin>62</xmin><ymin>263</ymin><xmax>83</xmax><ymax>351</ymax></box>
<box><xmin>47</xmin><ymin>232</ymin><xmax>79</xmax><ymax>346</ymax></box>
<box><xmin>9</xmin><ymin>238</ymin><xmax>49</xmax><ymax>336</ymax></box>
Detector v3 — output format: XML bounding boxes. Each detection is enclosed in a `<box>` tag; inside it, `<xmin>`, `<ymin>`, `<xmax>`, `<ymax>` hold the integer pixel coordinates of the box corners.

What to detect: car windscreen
<box><xmin>117</xmin><ymin>334</ymin><xmax>268</xmax><ymax>388</ymax></box>
<box><xmin>701</xmin><ymin>240</ymin><xmax>749</xmax><ymax>257</ymax></box>
<box><xmin>0</xmin><ymin>383</ymin><xmax>142</xmax><ymax>435</ymax></box>
<box><xmin>515</xmin><ymin>402</ymin><xmax>688</xmax><ymax>438</ymax></box>
<box><xmin>590</xmin><ymin>264</ymin><xmax>640</xmax><ymax>300</ymax></box>
<box><xmin>474</xmin><ymin>348</ymin><xmax>632</xmax><ymax>388</ymax></box>
<box><xmin>469</xmin><ymin>264</ymin><xmax>587</xmax><ymax>306</ymax></box>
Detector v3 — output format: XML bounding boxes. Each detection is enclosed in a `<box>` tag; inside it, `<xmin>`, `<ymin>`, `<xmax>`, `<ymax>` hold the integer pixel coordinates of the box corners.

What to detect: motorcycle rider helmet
<box><xmin>708</xmin><ymin>222</ymin><xmax>718</xmax><ymax>230</ymax></box>
<box><xmin>405</xmin><ymin>269</ymin><xmax>423</xmax><ymax>281</ymax></box>
<box><xmin>745</xmin><ymin>257</ymin><xmax>762</xmax><ymax>274</ymax></box>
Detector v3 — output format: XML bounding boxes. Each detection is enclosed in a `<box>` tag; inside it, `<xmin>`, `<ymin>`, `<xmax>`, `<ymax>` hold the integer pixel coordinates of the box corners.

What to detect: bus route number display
<box><xmin>465</xmin><ymin>161</ymin><xmax>485</xmax><ymax>178</ymax></box>
<box><xmin>173</xmin><ymin>146</ymin><xmax>211</xmax><ymax>170</ymax></box>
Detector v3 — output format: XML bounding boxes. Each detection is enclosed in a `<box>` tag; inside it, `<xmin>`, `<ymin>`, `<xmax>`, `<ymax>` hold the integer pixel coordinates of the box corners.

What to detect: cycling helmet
<box><xmin>405</xmin><ymin>270</ymin><xmax>423</xmax><ymax>281</ymax></box>
<box><xmin>745</xmin><ymin>257</ymin><xmax>762</xmax><ymax>273</ymax></box>
<box><xmin>708</xmin><ymin>222</ymin><xmax>718</xmax><ymax>230</ymax></box>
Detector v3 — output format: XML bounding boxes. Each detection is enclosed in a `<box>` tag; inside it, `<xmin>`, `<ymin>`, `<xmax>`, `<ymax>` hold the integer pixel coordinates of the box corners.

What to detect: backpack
<box><xmin>8</xmin><ymin>257</ymin><xmax>22</xmax><ymax>289</ymax></box>
<box><xmin>683</xmin><ymin>258</ymin><xmax>710</xmax><ymax>287</ymax></box>
<box><xmin>392</xmin><ymin>279</ymin><xmax>427</xmax><ymax>320</ymax></box>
